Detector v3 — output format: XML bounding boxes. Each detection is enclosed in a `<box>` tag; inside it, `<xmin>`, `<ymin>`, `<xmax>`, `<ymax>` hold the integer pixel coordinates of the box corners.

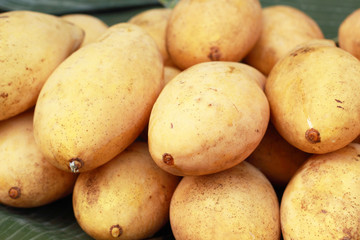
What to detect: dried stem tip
<box><xmin>162</xmin><ymin>153</ymin><xmax>174</xmax><ymax>165</ymax></box>
<box><xmin>8</xmin><ymin>187</ymin><xmax>21</xmax><ymax>199</ymax></box>
<box><xmin>305</xmin><ymin>128</ymin><xmax>321</xmax><ymax>143</ymax></box>
<box><xmin>69</xmin><ymin>158</ymin><xmax>83</xmax><ymax>173</ymax></box>
<box><xmin>110</xmin><ymin>224</ymin><xmax>123</xmax><ymax>238</ymax></box>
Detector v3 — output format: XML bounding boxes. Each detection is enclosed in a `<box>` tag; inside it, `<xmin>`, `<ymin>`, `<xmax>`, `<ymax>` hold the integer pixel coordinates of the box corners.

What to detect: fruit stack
<box><xmin>0</xmin><ymin>1</ymin><xmax>360</xmax><ymax>239</ymax></box>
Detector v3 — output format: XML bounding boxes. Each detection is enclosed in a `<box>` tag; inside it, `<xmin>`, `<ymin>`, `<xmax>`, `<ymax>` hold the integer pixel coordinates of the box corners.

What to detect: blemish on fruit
<box><xmin>340</xmin><ymin>227</ymin><xmax>353</xmax><ymax>240</ymax></box>
<box><xmin>69</xmin><ymin>158</ymin><xmax>84</xmax><ymax>173</ymax></box>
<box><xmin>340</xmin><ymin>237</ymin><xmax>351</xmax><ymax>240</ymax></box>
<box><xmin>290</xmin><ymin>47</ymin><xmax>314</xmax><ymax>57</ymax></box>
<box><xmin>8</xmin><ymin>187</ymin><xmax>21</xmax><ymax>199</ymax></box>
<box><xmin>170</xmin><ymin>123</ymin><xmax>173</xmax><ymax>128</ymax></box>
<box><xmin>0</xmin><ymin>92</ymin><xmax>8</xmax><ymax>98</ymax></box>
<box><xmin>162</xmin><ymin>153</ymin><xmax>174</xmax><ymax>165</ymax></box>
<box><xmin>110</xmin><ymin>224</ymin><xmax>123</xmax><ymax>238</ymax></box>
<box><xmin>335</xmin><ymin>99</ymin><xmax>343</xmax><ymax>103</ymax></box>
<box><xmin>232</xmin><ymin>103</ymin><xmax>239</xmax><ymax>113</ymax></box>
<box><xmin>305</xmin><ymin>128</ymin><xmax>321</xmax><ymax>143</ymax></box>
<box><xmin>208</xmin><ymin>46</ymin><xmax>221</xmax><ymax>61</ymax></box>
<box><xmin>228</xmin><ymin>66</ymin><xmax>235</xmax><ymax>73</ymax></box>
<box><xmin>321</xmin><ymin>209</ymin><xmax>327</xmax><ymax>213</ymax></box>
<box><xmin>85</xmin><ymin>173</ymin><xmax>100</xmax><ymax>205</ymax></box>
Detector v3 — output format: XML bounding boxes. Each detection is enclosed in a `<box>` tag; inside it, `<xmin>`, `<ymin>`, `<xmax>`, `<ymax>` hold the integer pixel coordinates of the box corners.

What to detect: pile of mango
<box><xmin>1</xmin><ymin>0</ymin><xmax>360</xmax><ymax>239</ymax></box>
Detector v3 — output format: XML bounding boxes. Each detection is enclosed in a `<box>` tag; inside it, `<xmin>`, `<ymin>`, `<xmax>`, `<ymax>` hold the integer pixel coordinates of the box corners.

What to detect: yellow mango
<box><xmin>0</xmin><ymin>110</ymin><xmax>76</xmax><ymax>208</ymax></box>
<box><xmin>0</xmin><ymin>10</ymin><xmax>84</xmax><ymax>120</ymax></box>
<box><xmin>34</xmin><ymin>23</ymin><xmax>163</xmax><ymax>173</ymax></box>
<box><xmin>149</xmin><ymin>61</ymin><xmax>269</xmax><ymax>176</ymax></box>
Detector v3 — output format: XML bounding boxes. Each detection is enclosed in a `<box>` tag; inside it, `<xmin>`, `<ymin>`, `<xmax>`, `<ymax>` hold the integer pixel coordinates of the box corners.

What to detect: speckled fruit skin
<box><xmin>149</xmin><ymin>61</ymin><xmax>269</xmax><ymax>176</ymax></box>
<box><xmin>128</xmin><ymin>8</ymin><xmax>173</xmax><ymax>66</ymax></box>
<box><xmin>0</xmin><ymin>110</ymin><xmax>77</xmax><ymax>208</ymax></box>
<box><xmin>339</xmin><ymin>8</ymin><xmax>360</xmax><ymax>60</ymax></box>
<box><xmin>72</xmin><ymin>142</ymin><xmax>180</xmax><ymax>240</ymax></box>
<box><xmin>0</xmin><ymin>10</ymin><xmax>84</xmax><ymax>121</ymax></box>
<box><xmin>244</xmin><ymin>5</ymin><xmax>324</xmax><ymax>75</ymax></box>
<box><xmin>166</xmin><ymin>0</ymin><xmax>262</xmax><ymax>70</ymax></box>
<box><xmin>61</xmin><ymin>14</ymin><xmax>108</xmax><ymax>47</ymax></box>
<box><xmin>246</xmin><ymin>123</ymin><xmax>310</xmax><ymax>187</ymax></box>
<box><xmin>163</xmin><ymin>66</ymin><xmax>181</xmax><ymax>85</ymax></box>
<box><xmin>265</xmin><ymin>42</ymin><xmax>360</xmax><ymax>154</ymax></box>
<box><xmin>280</xmin><ymin>143</ymin><xmax>360</xmax><ymax>240</ymax></box>
<box><xmin>33</xmin><ymin>23</ymin><xmax>163</xmax><ymax>173</ymax></box>
<box><xmin>169</xmin><ymin>161</ymin><xmax>280</xmax><ymax>240</ymax></box>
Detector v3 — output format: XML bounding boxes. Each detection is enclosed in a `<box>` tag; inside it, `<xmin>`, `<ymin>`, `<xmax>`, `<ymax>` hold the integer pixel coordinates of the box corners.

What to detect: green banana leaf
<box><xmin>0</xmin><ymin>0</ymin><xmax>359</xmax><ymax>239</ymax></box>
<box><xmin>0</xmin><ymin>0</ymin><xmax>160</xmax><ymax>14</ymax></box>
<box><xmin>0</xmin><ymin>195</ymin><xmax>92</xmax><ymax>240</ymax></box>
<box><xmin>0</xmin><ymin>194</ymin><xmax>175</xmax><ymax>240</ymax></box>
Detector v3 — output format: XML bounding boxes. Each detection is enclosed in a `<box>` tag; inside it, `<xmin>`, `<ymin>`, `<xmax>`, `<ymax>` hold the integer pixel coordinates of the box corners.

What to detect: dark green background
<box><xmin>0</xmin><ymin>0</ymin><xmax>359</xmax><ymax>38</ymax></box>
<box><xmin>0</xmin><ymin>0</ymin><xmax>359</xmax><ymax>239</ymax></box>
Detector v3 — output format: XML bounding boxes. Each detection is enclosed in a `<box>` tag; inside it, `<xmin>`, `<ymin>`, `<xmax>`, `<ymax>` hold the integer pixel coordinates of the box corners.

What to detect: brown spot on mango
<box><xmin>227</xmin><ymin>66</ymin><xmax>235</xmax><ymax>73</ymax></box>
<box><xmin>208</xmin><ymin>46</ymin><xmax>221</xmax><ymax>61</ymax></box>
<box><xmin>335</xmin><ymin>99</ymin><xmax>343</xmax><ymax>103</ymax></box>
<box><xmin>84</xmin><ymin>173</ymin><xmax>100</xmax><ymax>205</ymax></box>
<box><xmin>290</xmin><ymin>47</ymin><xmax>315</xmax><ymax>57</ymax></box>
<box><xmin>340</xmin><ymin>237</ymin><xmax>351</xmax><ymax>240</ymax></box>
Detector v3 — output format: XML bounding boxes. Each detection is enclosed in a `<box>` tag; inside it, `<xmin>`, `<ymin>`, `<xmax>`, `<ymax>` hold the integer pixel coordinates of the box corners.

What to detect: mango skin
<box><xmin>164</xmin><ymin>66</ymin><xmax>181</xmax><ymax>85</ymax></box>
<box><xmin>149</xmin><ymin>61</ymin><xmax>269</xmax><ymax>176</ymax></box>
<box><xmin>0</xmin><ymin>10</ymin><xmax>84</xmax><ymax>121</ymax></box>
<box><xmin>34</xmin><ymin>23</ymin><xmax>163</xmax><ymax>173</ymax></box>
<box><xmin>354</xmin><ymin>135</ymin><xmax>360</xmax><ymax>143</ymax></box>
<box><xmin>166</xmin><ymin>0</ymin><xmax>262</xmax><ymax>70</ymax></box>
<box><xmin>246</xmin><ymin>123</ymin><xmax>310</xmax><ymax>187</ymax></box>
<box><xmin>0</xmin><ymin>110</ymin><xmax>77</xmax><ymax>208</ymax></box>
<box><xmin>265</xmin><ymin>44</ymin><xmax>360</xmax><ymax>154</ymax></box>
<box><xmin>245</xmin><ymin>5</ymin><xmax>324</xmax><ymax>75</ymax></box>
<box><xmin>129</xmin><ymin>8</ymin><xmax>173</xmax><ymax>66</ymax></box>
<box><xmin>61</xmin><ymin>14</ymin><xmax>108</xmax><ymax>47</ymax></box>
<box><xmin>72</xmin><ymin>142</ymin><xmax>180</xmax><ymax>240</ymax></box>
<box><xmin>170</xmin><ymin>161</ymin><xmax>280</xmax><ymax>240</ymax></box>
<box><xmin>339</xmin><ymin>8</ymin><xmax>360</xmax><ymax>60</ymax></box>
<box><xmin>281</xmin><ymin>143</ymin><xmax>360</xmax><ymax>240</ymax></box>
